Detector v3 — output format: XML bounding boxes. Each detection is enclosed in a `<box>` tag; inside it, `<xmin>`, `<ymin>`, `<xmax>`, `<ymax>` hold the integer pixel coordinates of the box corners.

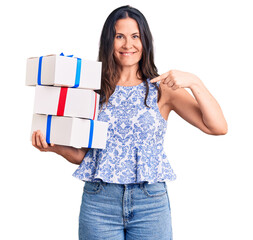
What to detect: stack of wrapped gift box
<box><xmin>26</xmin><ymin>53</ymin><xmax>108</xmax><ymax>149</ymax></box>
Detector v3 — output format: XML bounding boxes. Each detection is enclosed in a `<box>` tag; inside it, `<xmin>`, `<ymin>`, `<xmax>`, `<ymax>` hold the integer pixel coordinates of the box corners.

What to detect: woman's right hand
<box><xmin>32</xmin><ymin>130</ymin><xmax>57</xmax><ymax>152</ymax></box>
<box><xmin>31</xmin><ymin>130</ymin><xmax>88</xmax><ymax>165</ymax></box>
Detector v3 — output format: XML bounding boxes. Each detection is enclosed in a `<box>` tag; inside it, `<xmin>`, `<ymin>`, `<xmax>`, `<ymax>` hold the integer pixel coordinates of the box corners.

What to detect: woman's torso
<box><xmin>72</xmin><ymin>78</ymin><xmax>176</xmax><ymax>184</ymax></box>
<box><xmin>117</xmin><ymin>79</ymin><xmax>172</xmax><ymax>121</ymax></box>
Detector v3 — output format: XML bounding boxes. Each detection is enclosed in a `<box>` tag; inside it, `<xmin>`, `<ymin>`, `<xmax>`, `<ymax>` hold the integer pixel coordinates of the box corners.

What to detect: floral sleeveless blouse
<box><xmin>72</xmin><ymin>78</ymin><xmax>176</xmax><ymax>184</ymax></box>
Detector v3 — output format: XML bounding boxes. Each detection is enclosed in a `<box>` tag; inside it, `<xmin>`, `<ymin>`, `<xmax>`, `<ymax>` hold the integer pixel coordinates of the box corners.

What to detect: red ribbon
<box><xmin>57</xmin><ymin>87</ymin><xmax>68</xmax><ymax>116</ymax></box>
<box><xmin>92</xmin><ymin>92</ymin><xmax>97</xmax><ymax>120</ymax></box>
<box><xmin>57</xmin><ymin>87</ymin><xmax>97</xmax><ymax>119</ymax></box>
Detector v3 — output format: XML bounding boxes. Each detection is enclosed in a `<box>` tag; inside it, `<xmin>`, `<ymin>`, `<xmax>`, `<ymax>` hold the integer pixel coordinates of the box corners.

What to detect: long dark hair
<box><xmin>97</xmin><ymin>5</ymin><xmax>161</xmax><ymax>108</ymax></box>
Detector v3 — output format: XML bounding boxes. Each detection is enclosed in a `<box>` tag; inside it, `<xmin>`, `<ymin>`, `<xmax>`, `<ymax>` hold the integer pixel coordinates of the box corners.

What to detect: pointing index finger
<box><xmin>150</xmin><ymin>72</ymin><xmax>169</xmax><ymax>83</ymax></box>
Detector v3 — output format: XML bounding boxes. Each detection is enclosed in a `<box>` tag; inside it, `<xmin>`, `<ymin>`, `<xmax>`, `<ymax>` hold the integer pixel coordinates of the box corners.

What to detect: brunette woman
<box><xmin>32</xmin><ymin>5</ymin><xmax>227</xmax><ymax>240</ymax></box>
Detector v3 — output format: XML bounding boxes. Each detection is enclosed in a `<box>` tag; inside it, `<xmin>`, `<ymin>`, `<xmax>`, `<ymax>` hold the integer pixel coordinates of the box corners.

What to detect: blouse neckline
<box><xmin>116</xmin><ymin>80</ymin><xmax>145</xmax><ymax>88</ymax></box>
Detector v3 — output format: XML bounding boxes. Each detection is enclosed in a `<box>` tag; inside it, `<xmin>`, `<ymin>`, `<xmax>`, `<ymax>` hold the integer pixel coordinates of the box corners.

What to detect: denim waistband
<box><xmin>86</xmin><ymin>179</ymin><xmax>165</xmax><ymax>189</ymax></box>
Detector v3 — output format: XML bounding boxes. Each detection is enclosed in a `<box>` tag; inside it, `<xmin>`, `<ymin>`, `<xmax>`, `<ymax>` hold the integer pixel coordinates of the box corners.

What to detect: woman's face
<box><xmin>113</xmin><ymin>17</ymin><xmax>143</xmax><ymax>68</ymax></box>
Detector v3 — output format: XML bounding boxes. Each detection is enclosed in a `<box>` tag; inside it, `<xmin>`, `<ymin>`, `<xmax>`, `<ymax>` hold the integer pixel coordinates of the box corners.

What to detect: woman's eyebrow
<box><xmin>116</xmin><ymin>32</ymin><xmax>140</xmax><ymax>35</ymax></box>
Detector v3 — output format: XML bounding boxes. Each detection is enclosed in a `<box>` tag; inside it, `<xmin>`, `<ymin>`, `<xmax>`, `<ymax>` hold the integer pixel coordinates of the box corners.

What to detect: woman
<box><xmin>32</xmin><ymin>5</ymin><xmax>228</xmax><ymax>240</ymax></box>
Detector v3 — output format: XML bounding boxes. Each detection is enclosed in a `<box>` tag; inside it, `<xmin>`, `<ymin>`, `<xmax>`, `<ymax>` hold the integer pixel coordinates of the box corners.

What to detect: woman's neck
<box><xmin>117</xmin><ymin>65</ymin><xmax>142</xmax><ymax>84</ymax></box>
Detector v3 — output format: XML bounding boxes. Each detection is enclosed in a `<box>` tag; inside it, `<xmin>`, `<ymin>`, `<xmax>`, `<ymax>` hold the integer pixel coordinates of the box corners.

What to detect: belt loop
<box><xmin>99</xmin><ymin>179</ymin><xmax>107</xmax><ymax>187</ymax></box>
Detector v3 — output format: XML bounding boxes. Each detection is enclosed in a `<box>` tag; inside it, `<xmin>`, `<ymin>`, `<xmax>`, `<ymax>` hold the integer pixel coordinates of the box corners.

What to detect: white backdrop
<box><xmin>0</xmin><ymin>0</ymin><xmax>252</xmax><ymax>239</ymax></box>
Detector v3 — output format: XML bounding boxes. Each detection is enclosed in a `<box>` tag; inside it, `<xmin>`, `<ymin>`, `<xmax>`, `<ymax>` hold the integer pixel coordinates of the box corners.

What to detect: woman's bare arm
<box><xmin>32</xmin><ymin>130</ymin><xmax>89</xmax><ymax>164</ymax></box>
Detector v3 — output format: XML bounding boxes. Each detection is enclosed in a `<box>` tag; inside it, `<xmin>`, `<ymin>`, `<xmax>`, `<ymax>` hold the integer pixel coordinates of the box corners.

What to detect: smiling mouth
<box><xmin>120</xmin><ymin>52</ymin><xmax>136</xmax><ymax>56</ymax></box>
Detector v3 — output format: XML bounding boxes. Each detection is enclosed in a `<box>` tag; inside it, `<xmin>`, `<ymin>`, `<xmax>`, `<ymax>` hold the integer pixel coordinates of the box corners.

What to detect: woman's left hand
<box><xmin>150</xmin><ymin>69</ymin><xmax>201</xmax><ymax>90</ymax></box>
<box><xmin>151</xmin><ymin>69</ymin><xmax>228</xmax><ymax>135</ymax></box>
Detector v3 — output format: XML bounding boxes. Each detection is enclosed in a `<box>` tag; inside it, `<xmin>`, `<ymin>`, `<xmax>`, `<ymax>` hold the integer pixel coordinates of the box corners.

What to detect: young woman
<box><xmin>32</xmin><ymin>5</ymin><xmax>227</xmax><ymax>240</ymax></box>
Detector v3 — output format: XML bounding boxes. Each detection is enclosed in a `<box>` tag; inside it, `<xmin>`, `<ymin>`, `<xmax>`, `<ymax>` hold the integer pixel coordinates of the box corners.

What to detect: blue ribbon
<box><xmin>37</xmin><ymin>53</ymin><xmax>81</xmax><ymax>87</ymax></box>
<box><xmin>88</xmin><ymin>119</ymin><xmax>94</xmax><ymax>148</ymax></box>
<box><xmin>60</xmin><ymin>52</ymin><xmax>73</xmax><ymax>57</ymax></box>
<box><xmin>37</xmin><ymin>56</ymin><xmax>43</xmax><ymax>85</ymax></box>
<box><xmin>46</xmin><ymin>115</ymin><xmax>52</xmax><ymax>144</ymax></box>
<box><xmin>60</xmin><ymin>53</ymin><xmax>81</xmax><ymax>88</ymax></box>
<box><xmin>45</xmin><ymin>115</ymin><xmax>93</xmax><ymax>147</ymax></box>
<box><xmin>73</xmin><ymin>57</ymin><xmax>81</xmax><ymax>88</ymax></box>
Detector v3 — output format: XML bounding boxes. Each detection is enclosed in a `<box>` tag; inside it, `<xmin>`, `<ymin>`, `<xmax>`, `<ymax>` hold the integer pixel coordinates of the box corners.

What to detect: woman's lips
<box><xmin>120</xmin><ymin>52</ymin><xmax>136</xmax><ymax>56</ymax></box>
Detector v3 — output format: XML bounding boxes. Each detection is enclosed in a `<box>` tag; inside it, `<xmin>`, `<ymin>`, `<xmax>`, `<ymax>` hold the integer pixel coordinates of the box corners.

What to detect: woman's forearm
<box><xmin>32</xmin><ymin>130</ymin><xmax>89</xmax><ymax>164</ymax></box>
<box><xmin>190</xmin><ymin>79</ymin><xmax>228</xmax><ymax>134</ymax></box>
<box><xmin>51</xmin><ymin>145</ymin><xmax>89</xmax><ymax>165</ymax></box>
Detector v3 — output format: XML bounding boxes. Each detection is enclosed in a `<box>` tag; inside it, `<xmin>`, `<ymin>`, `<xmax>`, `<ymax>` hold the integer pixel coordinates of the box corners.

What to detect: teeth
<box><xmin>122</xmin><ymin>53</ymin><xmax>133</xmax><ymax>56</ymax></box>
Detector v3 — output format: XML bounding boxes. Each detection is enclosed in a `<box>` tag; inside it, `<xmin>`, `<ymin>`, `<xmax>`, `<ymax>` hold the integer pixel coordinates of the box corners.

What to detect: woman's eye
<box><xmin>133</xmin><ymin>35</ymin><xmax>139</xmax><ymax>39</ymax></box>
<box><xmin>116</xmin><ymin>35</ymin><xmax>123</xmax><ymax>39</ymax></box>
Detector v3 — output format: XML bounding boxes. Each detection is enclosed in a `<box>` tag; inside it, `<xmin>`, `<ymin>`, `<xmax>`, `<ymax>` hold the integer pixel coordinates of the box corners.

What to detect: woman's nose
<box><xmin>122</xmin><ymin>37</ymin><xmax>133</xmax><ymax>49</ymax></box>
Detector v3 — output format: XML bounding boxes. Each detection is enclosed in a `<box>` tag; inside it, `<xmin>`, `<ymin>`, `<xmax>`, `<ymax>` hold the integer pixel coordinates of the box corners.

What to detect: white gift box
<box><xmin>34</xmin><ymin>85</ymin><xmax>100</xmax><ymax>120</ymax></box>
<box><xmin>31</xmin><ymin>114</ymin><xmax>108</xmax><ymax>149</ymax></box>
<box><xmin>26</xmin><ymin>54</ymin><xmax>102</xmax><ymax>90</ymax></box>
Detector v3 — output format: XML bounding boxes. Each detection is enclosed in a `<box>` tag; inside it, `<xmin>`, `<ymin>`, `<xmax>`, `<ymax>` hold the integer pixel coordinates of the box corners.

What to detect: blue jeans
<box><xmin>78</xmin><ymin>180</ymin><xmax>173</xmax><ymax>240</ymax></box>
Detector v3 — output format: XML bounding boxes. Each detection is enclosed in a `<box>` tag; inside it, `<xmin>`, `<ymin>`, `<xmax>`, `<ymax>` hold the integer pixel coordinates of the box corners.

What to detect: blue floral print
<box><xmin>72</xmin><ymin>78</ymin><xmax>176</xmax><ymax>184</ymax></box>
